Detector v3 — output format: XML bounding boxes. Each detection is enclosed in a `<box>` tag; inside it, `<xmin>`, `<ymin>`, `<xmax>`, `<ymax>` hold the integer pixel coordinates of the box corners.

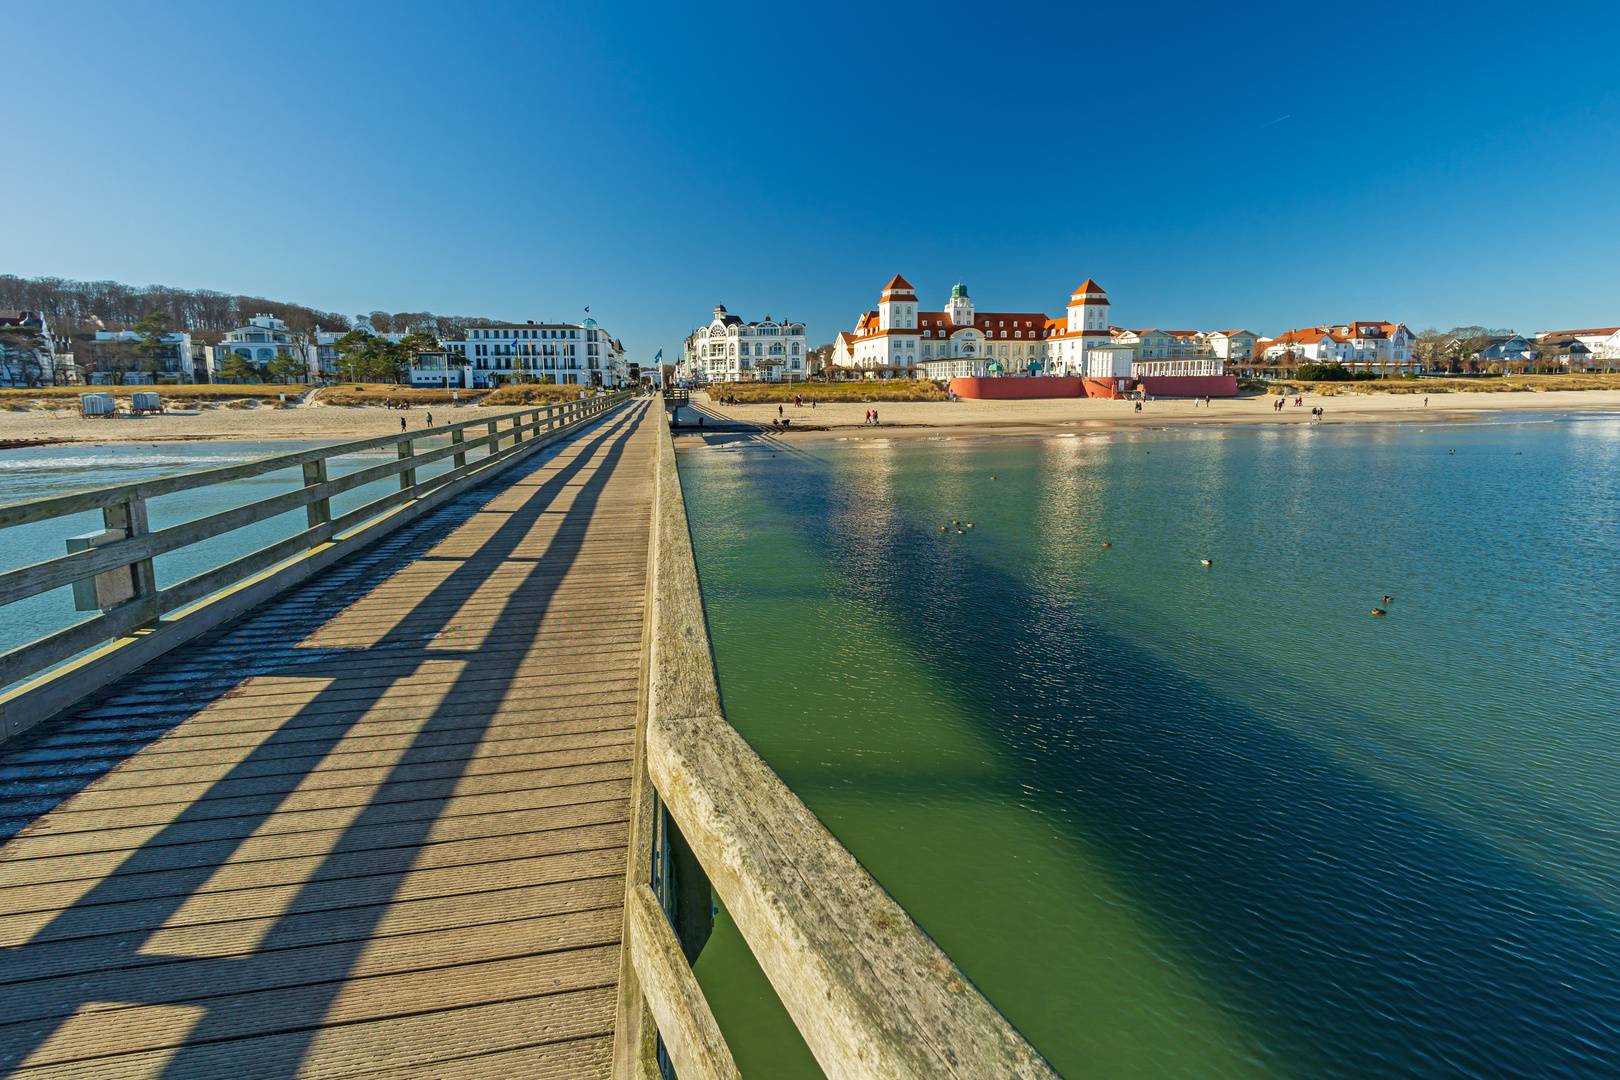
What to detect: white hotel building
<box><xmin>836</xmin><ymin>277</ymin><xmax>1119</xmax><ymax>380</ymax></box>
<box><xmin>446</xmin><ymin>319</ymin><xmax>627</xmax><ymax>389</ymax></box>
<box><xmin>680</xmin><ymin>305</ymin><xmax>807</xmax><ymax>383</ymax></box>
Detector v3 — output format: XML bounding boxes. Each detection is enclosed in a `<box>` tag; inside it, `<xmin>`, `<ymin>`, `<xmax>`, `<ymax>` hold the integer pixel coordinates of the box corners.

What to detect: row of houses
<box><xmin>671</xmin><ymin>276</ymin><xmax>1619</xmax><ymax>385</ymax></box>
<box><xmin>0</xmin><ymin>312</ymin><xmax>633</xmax><ymax>389</ymax></box>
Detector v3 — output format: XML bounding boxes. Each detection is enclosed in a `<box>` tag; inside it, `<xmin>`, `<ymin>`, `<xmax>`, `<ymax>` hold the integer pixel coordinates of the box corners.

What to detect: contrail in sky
<box><xmin>1255</xmin><ymin>114</ymin><xmax>1291</xmax><ymax>130</ymax></box>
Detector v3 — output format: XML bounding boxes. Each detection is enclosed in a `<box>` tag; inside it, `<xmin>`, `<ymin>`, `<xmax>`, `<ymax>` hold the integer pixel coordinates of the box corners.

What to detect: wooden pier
<box><xmin>0</xmin><ymin>400</ymin><xmax>653</xmax><ymax>1078</ymax></box>
<box><xmin>0</xmin><ymin>391</ymin><xmax>1061</xmax><ymax>1079</ymax></box>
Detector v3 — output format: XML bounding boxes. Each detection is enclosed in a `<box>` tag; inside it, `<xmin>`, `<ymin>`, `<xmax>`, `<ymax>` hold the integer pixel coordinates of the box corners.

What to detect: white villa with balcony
<box><xmin>680</xmin><ymin>306</ymin><xmax>807</xmax><ymax>383</ymax></box>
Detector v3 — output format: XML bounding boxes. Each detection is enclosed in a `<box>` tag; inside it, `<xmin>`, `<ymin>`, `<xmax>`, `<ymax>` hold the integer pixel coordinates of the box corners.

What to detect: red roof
<box><xmin>883</xmin><ymin>275</ymin><xmax>915</xmax><ymax>293</ymax></box>
<box><xmin>1069</xmin><ymin>279</ymin><xmax>1107</xmax><ymax>299</ymax></box>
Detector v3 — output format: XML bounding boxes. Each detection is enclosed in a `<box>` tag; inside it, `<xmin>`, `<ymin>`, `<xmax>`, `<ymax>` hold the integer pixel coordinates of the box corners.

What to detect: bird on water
<box><xmin>1200</xmin><ymin>559</ymin><xmax>1213</xmax><ymax>566</ymax></box>
<box><xmin>1372</xmin><ymin>608</ymin><xmax>1387</xmax><ymax>616</ymax></box>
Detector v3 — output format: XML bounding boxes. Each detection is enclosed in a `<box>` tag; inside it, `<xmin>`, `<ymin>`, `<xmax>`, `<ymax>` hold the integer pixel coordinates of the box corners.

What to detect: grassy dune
<box><xmin>713</xmin><ymin>379</ymin><xmax>948</xmax><ymax>403</ymax></box>
<box><xmin>482</xmin><ymin>384</ymin><xmax>602</xmax><ymax>406</ymax></box>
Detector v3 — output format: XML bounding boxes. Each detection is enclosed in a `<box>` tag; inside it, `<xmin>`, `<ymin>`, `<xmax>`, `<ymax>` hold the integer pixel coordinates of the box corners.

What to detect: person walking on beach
<box><xmin>778</xmin><ymin>404</ymin><xmax>784</xmax><ymax>418</ymax></box>
<box><xmin>425</xmin><ymin>412</ymin><xmax>432</xmax><ymax>427</ymax></box>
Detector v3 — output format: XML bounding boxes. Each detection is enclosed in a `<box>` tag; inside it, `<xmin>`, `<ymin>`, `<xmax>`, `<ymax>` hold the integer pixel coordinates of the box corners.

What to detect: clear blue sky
<box><xmin>6</xmin><ymin>1</ymin><xmax>1617</xmax><ymax>359</ymax></box>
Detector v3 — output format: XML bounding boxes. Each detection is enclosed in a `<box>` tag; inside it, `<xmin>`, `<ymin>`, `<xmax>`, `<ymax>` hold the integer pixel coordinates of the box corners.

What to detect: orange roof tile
<box><xmin>883</xmin><ymin>275</ymin><xmax>916</xmax><ymax>293</ymax></box>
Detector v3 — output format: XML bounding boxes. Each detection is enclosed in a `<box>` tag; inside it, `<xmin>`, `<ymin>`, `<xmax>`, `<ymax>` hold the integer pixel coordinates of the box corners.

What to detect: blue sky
<box><xmin>5</xmin><ymin>1</ymin><xmax>1617</xmax><ymax>359</ymax></box>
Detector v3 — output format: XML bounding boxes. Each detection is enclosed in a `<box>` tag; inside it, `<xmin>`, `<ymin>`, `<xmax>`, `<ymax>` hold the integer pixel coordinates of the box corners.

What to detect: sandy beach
<box><xmin>682</xmin><ymin>389</ymin><xmax>1620</xmax><ymax>442</ymax></box>
<box><xmin>0</xmin><ymin>399</ymin><xmax>522</xmax><ymax>447</ymax></box>
<box><xmin>2</xmin><ymin>388</ymin><xmax>1619</xmax><ymax>449</ymax></box>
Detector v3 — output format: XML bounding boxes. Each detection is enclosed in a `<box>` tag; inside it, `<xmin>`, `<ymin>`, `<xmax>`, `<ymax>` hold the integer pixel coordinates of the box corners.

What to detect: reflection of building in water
<box><xmin>833</xmin><ymin>276</ymin><xmax>1120</xmax><ymax>381</ymax></box>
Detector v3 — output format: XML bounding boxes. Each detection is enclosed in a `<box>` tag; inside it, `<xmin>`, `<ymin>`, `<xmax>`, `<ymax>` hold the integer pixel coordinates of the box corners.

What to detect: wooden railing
<box><xmin>616</xmin><ymin>404</ymin><xmax>1062</xmax><ymax>1079</ymax></box>
<box><xmin>0</xmin><ymin>391</ymin><xmax>632</xmax><ymax>739</ymax></box>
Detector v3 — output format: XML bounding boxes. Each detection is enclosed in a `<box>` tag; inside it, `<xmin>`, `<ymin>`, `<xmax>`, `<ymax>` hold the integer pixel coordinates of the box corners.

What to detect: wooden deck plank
<box><xmin>0</xmin><ymin>401</ymin><xmax>654</xmax><ymax>1078</ymax></box>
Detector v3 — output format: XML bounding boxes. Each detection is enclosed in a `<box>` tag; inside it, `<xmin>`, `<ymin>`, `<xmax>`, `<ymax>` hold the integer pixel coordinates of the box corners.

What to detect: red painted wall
<box><xmin>948</xmin><ymin>376</ymin><xmax>1084</xmax><ymax>399</ymax></box>
<box><xmin>1135</xmin><ymin>375</ymin><xmax>1240</xmax><ymax>397</ymax></box>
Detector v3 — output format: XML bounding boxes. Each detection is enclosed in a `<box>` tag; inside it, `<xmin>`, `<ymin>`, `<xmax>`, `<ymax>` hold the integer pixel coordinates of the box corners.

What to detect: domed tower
<box><xmin>878</xmin><ymin>275</ymin><xmax>917</xmax><ymax>331</ymax></box>
<box><xmin>1066</xmin><ymin>280</ymin><xmax>1109</xmax><ymax>333</ymax></box>
<box><xmin>712</xmin><ymin>304</ymin><xmax>729</xmax><ymax>323</ymax></box>
<box><xmin>947</xmin><ymin>282</ymin><xmax>974</xmax><ymax>327</ymax></box>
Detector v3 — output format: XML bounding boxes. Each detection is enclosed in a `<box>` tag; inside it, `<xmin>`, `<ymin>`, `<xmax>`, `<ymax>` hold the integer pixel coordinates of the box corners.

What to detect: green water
<box><xmin>679</xmin><ymin>418</ymin><xmax>1620</xmax><ymax>1079</ymax></box>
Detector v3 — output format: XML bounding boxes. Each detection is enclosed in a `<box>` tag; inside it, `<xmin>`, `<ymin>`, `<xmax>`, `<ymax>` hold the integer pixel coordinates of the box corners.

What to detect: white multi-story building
<box><xmin>446</xmin><ymin>318</ymin><xmax>626</xmax><ymax>389</ymax></box>
<box><xmin>1208</xmin><ymin>330</ymin><xmax>1259</xmax><ymax>365</ymax></box>
<box><xmin>1258</xmin><ymin>321</ymin><xmax>1417</xmax><ymax>371</ymax></box>
<box><xmin>0</xmin><ymin>310</ymin><xmax>75</xmax><ymax>386</ymax></box>
<box><xmin>86</xmin><ymin>329</ymin><xmax>202</xmax><ymax>383</ymax></box>
<box><xmin>842</xmin><ymin>277</ymin><xmax>1114</xmax><ymax>381</ymax></box>
<box><xmin>680</xmin><ymin>305</ymin><xmax>807</xmax><ymax>383</ymax></box>
<box><xmin>221</xmin><ymin>315</ymin><xmax>305</xmax><ymax>366</ymax></box>
<box><xmin>1536</xmin><ymin>326</ymin><xmax>1620</xmax><ymax>365</ymax></box>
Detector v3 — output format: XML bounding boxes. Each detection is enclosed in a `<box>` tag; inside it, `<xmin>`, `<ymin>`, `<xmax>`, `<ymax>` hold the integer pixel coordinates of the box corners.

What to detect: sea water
<box><xmin>678</xmin><ymin>417</ymin><xmax>1620</xmax><ymax>1079</ymax></box>
<box><xmin>0</xmin><ymin>440</ymin><xmax>461</xmax><ymax>685</ymax></box>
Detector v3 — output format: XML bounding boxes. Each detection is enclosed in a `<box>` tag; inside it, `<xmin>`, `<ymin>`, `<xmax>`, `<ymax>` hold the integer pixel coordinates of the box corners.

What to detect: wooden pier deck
<box><xmin>0</xmin><ymin>400</ymin><xmax>654</xmax><ymax>1079</ymax></box>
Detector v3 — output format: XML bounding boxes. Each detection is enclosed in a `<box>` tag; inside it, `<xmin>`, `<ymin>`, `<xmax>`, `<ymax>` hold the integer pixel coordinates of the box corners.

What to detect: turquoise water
<box><xmin>0</xmin><ymin>440</ymin><xmax>465</xmax><ymax>682</ymax></box>
<box><xmin>679</xmin><ymin>417</ymin><xmax>1620</xmax><ymax>1079</ymax></box>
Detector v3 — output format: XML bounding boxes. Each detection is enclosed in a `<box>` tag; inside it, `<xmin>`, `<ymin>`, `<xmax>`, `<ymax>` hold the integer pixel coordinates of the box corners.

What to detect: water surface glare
<box><xmin>679</xmin><ymin>418</ymin><xmax>1620</xmax><ymax>1079</ymax></box>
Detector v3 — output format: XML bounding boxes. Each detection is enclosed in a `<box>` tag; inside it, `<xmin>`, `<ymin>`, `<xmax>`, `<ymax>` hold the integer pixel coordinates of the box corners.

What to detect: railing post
<box><xmin>104</xmin><ymin>498</ymin><xmax>155</xmax><ymax>601</ymax></box>
<box><xmin>451</xmin><ymin>428</ymin><xmax>466</xmax><ymax>469</ymax></box>
<box><xmin>302</xmin><ymin>458</ymin><xmax>331</xmax><ymax>534</ymax></box>
<box><xmin>398</xmin><ymin>440</ymin><xmax>416</xmax><ymax>491</ymax></box>
<box><xmin>511</xmin><ymin>415</ymin><xmax>523</xmax><ymax>444</ymax></box>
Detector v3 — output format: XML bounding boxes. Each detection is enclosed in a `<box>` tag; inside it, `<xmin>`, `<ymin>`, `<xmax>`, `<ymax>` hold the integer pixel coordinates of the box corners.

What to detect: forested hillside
<box><xmin>0</xmin><ymin>274</ymin><xmax>504</xmax><ymax>341</ymax></box>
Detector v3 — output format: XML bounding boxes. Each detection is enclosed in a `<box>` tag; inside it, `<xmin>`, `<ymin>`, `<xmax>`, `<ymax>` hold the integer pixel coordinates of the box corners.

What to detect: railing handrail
<box><xmin>631</xmin><ymin>403</ymin><xmax>1061</xmax><ymax>1079</ymax></box>
<box><xmin>0</xmin><ymin>391</ymin><xmax>632</xmax><ymax>726</ymax></box>
<box><xmin>0</xmin><ymin>399</ymin><xmax>600</xmax><ymax>528</ymax></box>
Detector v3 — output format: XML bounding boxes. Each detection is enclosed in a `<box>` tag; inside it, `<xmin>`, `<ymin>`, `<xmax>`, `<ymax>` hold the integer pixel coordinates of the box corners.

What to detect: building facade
<box><xmin>445</xmin><ymin>319</ymin><xmax>626</xmax><ymax>389</ymax></box>
<box><xmin>843</xmin><ymin>277</ymin><xmax>1069</xmax><ymax>381</ymax></box>
<box><xmin>85</xmin><ymin>329</ymin><xmax>201</xmax><ymax>383</ymax></box>
<box><xmin>0</xmin><ymin>310</ymin><xmax>75</xmax><ymax>386</ymax></box>
<box><xmin>1258</xmin><ymin>321</ymin><xmax>1417</xmax><ymax>372</ymax></box>
<box><xmin>679</xmin><ymin>306</ymin><xmax>807</xmax><ymax>383</ymax></box>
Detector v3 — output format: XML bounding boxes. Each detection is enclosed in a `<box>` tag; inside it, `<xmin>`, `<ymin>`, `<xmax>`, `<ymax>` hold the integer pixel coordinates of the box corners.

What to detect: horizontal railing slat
<box><xmin>0</xmin><ymin>403</ymin><xmax>568</xmax><ymax>528</ymax></box>
<box><xmin>642</xmin><ymin>403</ymin><xmax>1062</xmax><ymax>1080</ymax></box>
<box><xmin>0</xmin><ymin>394</ymin><xmax>628</xmax><ymax>693</ymax></box>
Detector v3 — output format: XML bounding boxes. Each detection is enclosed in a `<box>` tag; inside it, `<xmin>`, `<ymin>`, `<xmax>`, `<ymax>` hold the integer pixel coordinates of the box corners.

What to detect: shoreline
<box><xmin>676</xmin><ymin>389</ymin><xmax>1620</xmax><ymax>443</ymax></box>
<box><xmin>1</xmin><ymin>389</ymin><xmax>1617</xmax><ymax>448</ymax></box>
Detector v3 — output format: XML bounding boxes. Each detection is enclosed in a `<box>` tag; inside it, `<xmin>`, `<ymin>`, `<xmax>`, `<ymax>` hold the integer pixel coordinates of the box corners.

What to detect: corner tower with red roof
<box><xmin>1066</xmin><ymin>280</ymin><xmax>1110</xmax><ymax>333</ymax></box>
<box><xmin>878</xmin><ymin>275</ymin><xmax>917</xmax><ymax>332</ymax></box>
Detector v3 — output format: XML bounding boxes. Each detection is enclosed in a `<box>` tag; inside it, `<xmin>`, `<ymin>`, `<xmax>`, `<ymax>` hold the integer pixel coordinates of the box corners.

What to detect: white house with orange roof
<box><xmin>1043</xmin><ymin>280</ymin><xmax>1118</xmax><ymax>376</ymax></box>
<box><xmin>1535</xmin><ymin>326</ymin><xmax>1620</xmax><ymax>365</ymax></box>
<box><xmin>1258</xmin><ymin>321</ymin><xmax>1417</xmax><ymax>372</ymax></box>
<box><xmin>1208</xmin><ymin>330</ymin><xmax>1259</xmax><ymax>364</ymax></box>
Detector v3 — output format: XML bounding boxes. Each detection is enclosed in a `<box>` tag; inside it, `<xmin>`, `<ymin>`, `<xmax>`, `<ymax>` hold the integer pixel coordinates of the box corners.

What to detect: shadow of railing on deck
<box><xmin>0</xmin><ymin>404</ymin><xmax>646</xmax><ymax>1078</ymax></box>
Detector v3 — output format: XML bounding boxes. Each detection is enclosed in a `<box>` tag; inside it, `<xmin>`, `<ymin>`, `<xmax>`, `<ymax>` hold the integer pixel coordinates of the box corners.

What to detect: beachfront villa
<box><xmin>1255</xmin><ymin>321</ymin><xmax>1418</xmax><ymax>373</ymax></box>
<box><xmin>445</xmin><ymin>319</ymin><xmax>627</xmax><ymax>389</ymax></box>
<box><xmin>679</xmin><ymin>306</ymin><xmax>807</xmax><ymax>383</ymax></box>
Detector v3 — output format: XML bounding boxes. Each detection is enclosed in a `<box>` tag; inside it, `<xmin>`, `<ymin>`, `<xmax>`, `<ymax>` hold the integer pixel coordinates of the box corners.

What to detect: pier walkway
<box><xmin>0</xmin><ymin>401</ymin><xmax>654</xmax><ymax>1078</ymax></box>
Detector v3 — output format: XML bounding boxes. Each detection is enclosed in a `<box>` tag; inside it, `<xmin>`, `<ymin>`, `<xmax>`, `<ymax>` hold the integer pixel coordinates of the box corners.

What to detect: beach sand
<box><xmin>0</xmin><ymin>400</ymin><xmax>513</xmax><ymax>447</ymax></box>
<box><xmin>684</xmin><ymin>389</ymin><xmax>1620</xmax><ymax>442</ymax></box>
<box><xmin>3</xmin><ymin>388</ymin><xmax>1619</xmax><ymax>449</ymax></box>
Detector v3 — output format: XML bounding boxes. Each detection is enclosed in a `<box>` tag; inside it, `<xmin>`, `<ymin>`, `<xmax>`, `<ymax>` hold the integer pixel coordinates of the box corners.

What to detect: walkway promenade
<box><xmin>0</xmin><ymin>401</ymin><xmax>653</xmax><ymax>1078</ymax></box>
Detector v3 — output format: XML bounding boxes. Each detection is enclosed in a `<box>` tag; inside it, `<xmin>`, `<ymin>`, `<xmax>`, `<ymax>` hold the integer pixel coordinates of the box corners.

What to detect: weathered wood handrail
<box><xmin>0</xmin><ymin>391</ymin><xmax>632</xmax><ymax>739</ymax></box>
<box><xmin>619</xmin><ymin>404</ymin><xmax>1061</xmax><ymax>1078</ymax></box>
